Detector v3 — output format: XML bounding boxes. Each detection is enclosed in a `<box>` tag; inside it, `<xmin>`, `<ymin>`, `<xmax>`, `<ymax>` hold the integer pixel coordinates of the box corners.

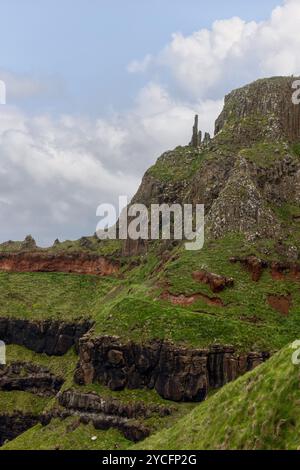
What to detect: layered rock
<box><xmin>54</xmin><ymin>389</ymin><xmax>171</xmax><ymax>440</ymax></box>
<box><xmin>215</xmin><ymin>76</ymin><xmax>300</xmax><ymax>143</ymax></box>
<box><xmin>120</xmin><ymin>77</ymin><xmax>300</xmax><ymax>255</ymax></box>
<box><xmin>0</xmin><ymin>252</ymin><xmax>119</xmax><ymax>276</ymax></box>
<box><xmin>0</xmin><ymin>318</ymin><xmax>92</xmax><ymax>355</ymax></box>
<box><xmin>74</xmin><ymin>336</ymin><xmax>269</xmax><ymax>402</ymax></box>
<box><xmin>58</xmin><ymin>389</ymin><xmax>172</xmax><ymax>419</ymax></box>
<box><xmin>0</xmin><ymin>362</ymin><xmax>64</xmax><ymax>396</ymax></box>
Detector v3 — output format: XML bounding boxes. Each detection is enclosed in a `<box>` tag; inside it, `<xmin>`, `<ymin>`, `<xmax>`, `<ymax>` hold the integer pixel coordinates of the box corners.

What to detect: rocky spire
<box><xmin>203</xmin><ymin>132</ymin><xmax>211</xmax><ymax>146</ymax></box>
<box><xmin>21</xmin><ymin>235</ymin><xmax>36</xmax><ymax>250</ymax></box>
<box><xmin>190</xmin><ymin>115</ymin><xmax>202</xmax><ymax>148</ymax></box>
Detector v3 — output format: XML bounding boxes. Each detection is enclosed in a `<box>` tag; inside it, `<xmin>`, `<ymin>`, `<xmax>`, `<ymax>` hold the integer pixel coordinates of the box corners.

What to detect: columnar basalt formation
<box><xmin>0</xmin><ymin>318</ymin><xmax>93</xmax><ymax>355</ymax></box>
<box><xmin>0</xmin><ymin>252</ymin><xmax>119</xmax><ymax>276</ymax></box>
<box><xmin>74</xmin><ymin>336</ymin><xmax>270</xmax><ymax>402</ymax></box>
<box><xmin>190</xmin><ymin>115</ymin><xmax>202</xmax><ymax>148</ymax></box>
<box><xmin>215</xmin><ymin>76</ymin><xmax>300</xmax><ymax>143</ymax></box>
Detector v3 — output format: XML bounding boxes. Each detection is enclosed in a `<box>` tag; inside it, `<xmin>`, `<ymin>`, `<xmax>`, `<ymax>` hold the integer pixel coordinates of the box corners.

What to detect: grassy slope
<box><xmin>0</xmin><ymin>272</ymin><xmax>118</xmax><ymax>321</ymax></box>
<box><xmin>1</xmin><ymin>344</ymin><xmax>195</xmax><ymax>450</ymax></box>
<box><xmin>135</xmin><ymin>344</ymin><xmax>300</xmax><ymax>450</ymax></box>
<box><xmin>1</xmin><ymin>231</ymin><xmax>300</xmax><ymax>352</ymax></box>
<box><xmin>2</xmin><ymin>134</ymin><xmax>300</xmax><ymax>449</ymax></box>
<box><xmin>0</xmin><ymin>391</ymin><xmax>49</xmax><ymax>415</ymax></box>
<box><xmin>0</xmin><ymin>238</ymin><xmax>122</xmax><ymax>257</ymax></box>
<box><xmin>2</xmin><ymin>418</ymin><xmax>131</xmax><ymax>450</ymax></box>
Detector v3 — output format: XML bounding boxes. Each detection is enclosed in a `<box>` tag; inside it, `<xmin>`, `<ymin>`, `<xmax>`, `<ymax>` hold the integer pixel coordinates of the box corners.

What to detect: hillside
<box><xmin>1</xmin><ymin>76</ymin><xmax>300</xmax><ymax>450</ymax></box>
<box><xmin>135</xmin><ymin>344</ymin><xmax>300</xmax><ymax>450</ymax></box>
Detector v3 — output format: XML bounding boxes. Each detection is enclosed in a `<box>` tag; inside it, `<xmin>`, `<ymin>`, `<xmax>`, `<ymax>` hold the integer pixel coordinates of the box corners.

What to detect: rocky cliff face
<box><xmin>0</xmin><ymin>252</ymin><xmax>119</xmax><ymax>276</ymax></box>
<box><xmin>0</xmin><ymin>318</ymin><xmax>92</xmax><ymax>355</ymax></box>
<box><xmin>74</xmin><ymin>336</ymin><xmax>269</xmax><ymax>402</ymax></box>
<box><xmin>123</xmin><ymin>76</ymin><xmax>300</xmax><ymax>254</ymax></box>
<box><xmin>0</xmin><ymin>413</ymin><xmax>41</xmax><ymax>446</ymax></box>
<box><xmin>0</xmin><ymin>362</ymin><xmax>64</xmax><ymax>396</ymax></box>
<box><xmin>215</xmin><ymin>77</ymin><xmax>300</xmax><ymax>143</ymax></box>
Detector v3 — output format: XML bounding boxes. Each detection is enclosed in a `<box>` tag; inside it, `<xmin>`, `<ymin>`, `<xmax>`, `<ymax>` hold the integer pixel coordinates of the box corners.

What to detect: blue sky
<box><xmin>0</xmin><ymin>0</ymin><xmax>282</xmax><ymax>114</ymax></box>
<box><xmin>0</xmin><ymin>0</ymin><xmax>298</xmax><ymax>245</ymax></box>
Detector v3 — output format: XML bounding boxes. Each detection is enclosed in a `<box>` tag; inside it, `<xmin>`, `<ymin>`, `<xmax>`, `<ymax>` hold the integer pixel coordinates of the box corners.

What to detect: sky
<box><xmin>0</xmin><ymin>0</ymin><xmax>299</xmax><ymax>245</ymax></box>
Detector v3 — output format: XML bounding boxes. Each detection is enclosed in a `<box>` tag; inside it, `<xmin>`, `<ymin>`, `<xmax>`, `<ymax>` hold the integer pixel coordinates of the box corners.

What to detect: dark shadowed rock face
<box><xmin>74</xmin><ymin>336</ymin><xmax>269</xmax><ymax>402</ymax></box>
<box><xmin>0</xmin><ymin>318</ymin><xmax>93</xmax><ymax>355</ymax></box>
<box><xmin>0</xmin><ymin>413</ymin><xmax>41</xmax><ymax>446</ymax></box>
<box><xmin>0</xmin><ymin>362</ymin><xmax>64</xmax><ymax>396</ymax></box>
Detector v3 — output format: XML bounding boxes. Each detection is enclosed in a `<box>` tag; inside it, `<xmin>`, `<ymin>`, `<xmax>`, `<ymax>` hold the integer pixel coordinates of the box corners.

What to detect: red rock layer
<box><xmin>0</xmin><ymin>252</ymin><xmax>119</xmax><ymax>276</ymax></box>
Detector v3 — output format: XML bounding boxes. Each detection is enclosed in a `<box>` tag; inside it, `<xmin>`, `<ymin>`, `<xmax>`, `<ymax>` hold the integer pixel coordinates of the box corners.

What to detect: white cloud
<box><xmin>129</xmin><ymin>0</ymin><xmax>300</xmax><ymax>100</ymax></box>
<box><xmin>3</xmin><ymin>0</ymin><xmax>300</xmax><ymax>245</ymax></box>
<box><xmin>127</xmin><ymin>54</ymin><xmax>153</xmax><ymax>73</ymax></box>
<box><xmin>0</xmin><ymin>86</ymin><xmax>219</xmax><ymax>245</ymax></box>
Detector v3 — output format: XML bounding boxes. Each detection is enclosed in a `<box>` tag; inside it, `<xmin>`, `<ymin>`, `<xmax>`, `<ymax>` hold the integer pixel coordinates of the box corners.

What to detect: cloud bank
<box><xmin>1</xmin><ymin>0</ymin><xmax>300</xmax><ymax>245</ymax></box>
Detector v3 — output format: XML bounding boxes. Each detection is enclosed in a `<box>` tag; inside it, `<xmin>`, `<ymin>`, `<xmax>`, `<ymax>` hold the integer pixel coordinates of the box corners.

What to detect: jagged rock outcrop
<box><xmin>21</xmin><ymin>235</ymin><xmax>37</xmax><ymax>250</ymax></box>
<box><xmin>0</xmin><ymin>362</ymin><xmax>64</xmax><ymax>396</ymax></box>
<box><xmin>0</xmin><ymin>252</ymin><xmax>119</xmax><ymax>276</ymax></box>
<box><xmin>230</xmin><ymin>256</ymin><xmax>300</xmax><ymax>281</ymax></box>
<box><xmin>0</xmin><ymin>318</ymin><xmax>92</xmax><ymax>355</ymax></box>
<box><xmin>192</xmin><ymin>270</ymin><xmax>234</xmax><ymax>293</ymax></box>
<box><xmin>42</xmin><ymin>393</ymin><xmax>154</xmax><ymax>443</ymax></box>
<box><xmin>58</xmin><ymin>390</ymin><xmax>172</xmax><ymax>419</ymax></box>
<box><xmin>121</xmin><ymin>77</ymin><xmax>300</xmax><ymax>255</ymax></box>
<box><xmin>202</xmin><ymin>132</ymin><xmax>211</xmax><ymax>146</ymax></box>
<box><xmin>190</xmin><ymin>115</ymin><xmax>202</xmax><ymax>148</ymax></box>
<box><xmin>74</xmin><ymin>336</ymin><xmax>269</xmax><ymax>402</ymax></box>
<box><xmin>206</xmin><ymin>157</ymin><xmax>282</xmax><ymax>240</ymax></box>
<box><xmin>56</xmin><ymin>389</ymin><xmax>173</xmax><ymax>442</ymax></box>
<box><xmin>215</xmin><ymin>76</ymin><xmax>300</xmax><ymax>143</ymax></box>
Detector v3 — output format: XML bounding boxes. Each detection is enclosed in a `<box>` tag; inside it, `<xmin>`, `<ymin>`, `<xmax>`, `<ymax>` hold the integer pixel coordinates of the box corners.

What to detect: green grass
<box><xmin>0</xmin><ymin>271</ymin><xmax>119</xmax><ymax>321</ymax></box>
<box><xmin>147</xmin><ymin>146</ymin><xmax>207</xmax><ymax>183</ymax></box>
<box><xmin>2</xmin><ymin>232</ymin><xmax>300</xmax><ymax>353</ymax></box>
<box><xmin>5</xmin><ymin>344</ymin><xmax>78</xmax><ymax>387</ymax></box>
<box><xmin>0</xmin><ymin>237</ymin><xmax>122</xmax><ymax>257</ymax></box>
<box><xmin>135</xmin><ymin>343</ymin><xmax>300</xmax><ymax>450</ymax></box>
<box><xmin>1</xmin><ymin>417</ymin><xmax>131</xmax><ymax>450</ymax></box>
<box><xmin>0</xmin><ymin>391</ymin><xmax>50</xmax><ymax>415</ymax></box>
<box><xmin>239</xmin><ymin>142</ymin><xmax>288</xmax><ymax>167</ymax></box>
<box><xmin>2</xmin><ymin>344</ymin><xmax>196</xmax><ymax>450</ymax></box>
